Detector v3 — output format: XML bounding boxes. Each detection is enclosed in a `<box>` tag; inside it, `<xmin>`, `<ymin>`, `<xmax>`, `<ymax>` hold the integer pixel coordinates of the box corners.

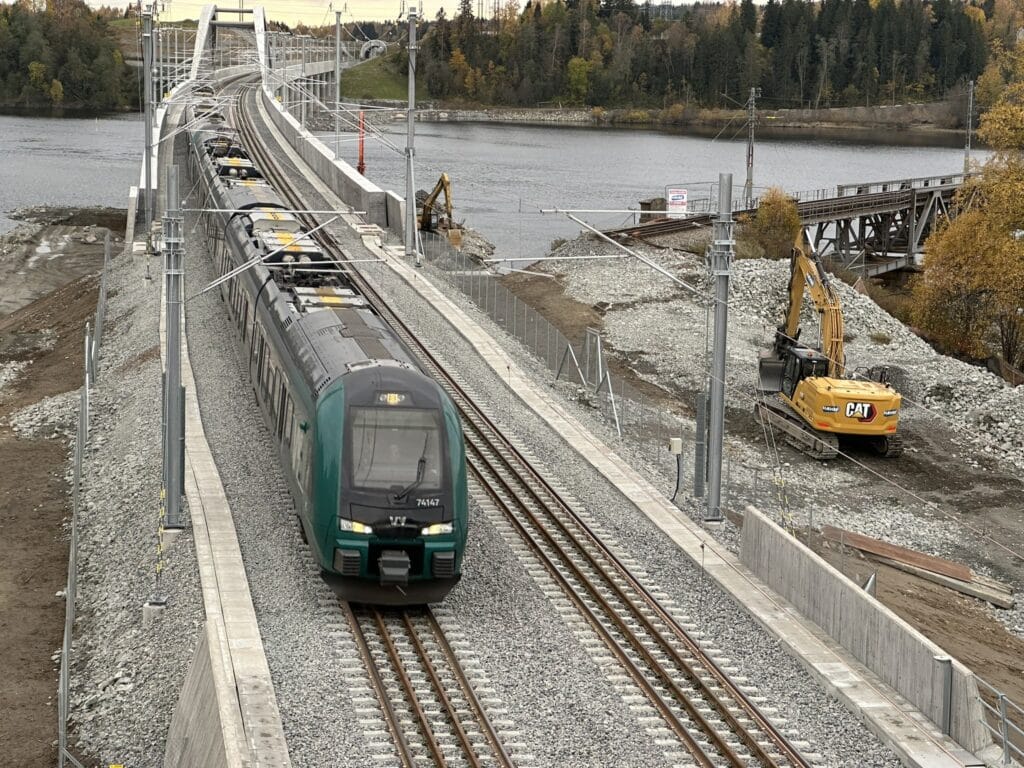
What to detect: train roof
<box><xmin>219</xmin><ymin>179</ymin><xmax>285</xmax><ymax>211</ymax></box>
<box><xmin>214</xmin><ymin>157</ymin><xmax>260</xmax><ymax>175</ymax></box>
<box><xmin>256</xmin><ymin>231</ymin><xmax>324</xmax><ymax>261</ymax></box>
<box><xmin>248</xmin><ymin>210</ymin><xmax>301</xmax><ymax>233</ymax></box>
<box><xmin>281</xmin><ymin>292</ymin><xmax>415</xmax><ymax>396</ymax></box>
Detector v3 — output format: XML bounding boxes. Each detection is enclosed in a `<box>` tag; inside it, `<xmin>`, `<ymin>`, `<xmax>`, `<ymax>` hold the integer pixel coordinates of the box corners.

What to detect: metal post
<box><xmin>405</xmin><ymin>8</ymin><xmax>420</xmax><ymax>267</ymax></box>
<box><xmin>933</xmin><ymin>655</ymin><xmax>953</xmax><ymax>736</ymax></box>
<box><xmin>744</xmin><ymin>88</ymin><xmax>759</xmax><ymax>208</ymax></box>
<box><xmin>694</xmin><ymin>395</ymin><xmax>706</xmax><ymax>498</ymax></box>
<box><xmin>335</xmin><ymin>11</ymin><xmax>342</xmax><ymax>159</ymax></box>
<box><xmin>143</xmin><ymin>7</ymin><xmax>154</xmax><ymax>233</ymax></box>
<box><xmin>163</xmin><ymin>166</ymin><xmax>184</xmax><ymax>530</ymax></box>
<box><xmin>300</xmin><ymin>36</ymin><xmax>307</xmax><ymax>128</ymax></box>
<box><xmin>999</xmin><ymin>693</ymin><xmax>1011</xmax><ymax>765</ymax></box>
<box><xmin>705</xmin><ymin>173</ymin><xmax>733</xmax><ymax>522</ymax></box>
<box><xmin>964</xmin><ymin>79</ymin><xmax>974</xmax><ymax>175</ymax></box>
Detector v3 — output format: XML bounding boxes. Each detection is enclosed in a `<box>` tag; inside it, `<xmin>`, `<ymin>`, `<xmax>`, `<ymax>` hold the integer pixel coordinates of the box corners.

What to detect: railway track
<box><xmin>232</xmin><ymin>83</ymin><xmax>814</xmax><ymax>768</ymax></box>
<box><xmin>344</xmin><ymin>604</ymin><xmax>516</xmax><ymax>768</ymax></box>
<box><xmin>220</xmin><ymin>81</ymin><xmax>518</xmax><ymax>768</ymax></box>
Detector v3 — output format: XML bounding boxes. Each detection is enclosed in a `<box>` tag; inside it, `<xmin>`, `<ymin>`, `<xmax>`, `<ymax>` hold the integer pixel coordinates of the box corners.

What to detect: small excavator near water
<box><xmin>755</xmin><ymin>232</ymin><xmax>904</xmax><ymax>460</ymax></box>
<box><xmin>417</xmin><ymin>173</ymin><xmax>462</xmax><ymax>248</ymax></box>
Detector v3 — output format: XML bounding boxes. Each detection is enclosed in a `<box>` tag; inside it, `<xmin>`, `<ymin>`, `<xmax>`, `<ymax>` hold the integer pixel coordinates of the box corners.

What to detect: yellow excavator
<box><xmin>418</xmin><ymin>173</ymin><xmax>462</xmax><ymax>248</ymax></box>
<box><xmin>755</xmin><ymin>232</ymin><xmax>903</xmax><ymax>460</ymax></box>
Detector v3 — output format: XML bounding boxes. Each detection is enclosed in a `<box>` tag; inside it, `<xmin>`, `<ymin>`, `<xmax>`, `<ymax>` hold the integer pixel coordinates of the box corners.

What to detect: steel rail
<box><xmin>231</xmin><ymin>83</ymin><xmax>807</xmax><ymax>768</ymax></box>
<box><xmin>465</xmin><ymin>436</ymin><xmax>725</xmax><ymax>767</ymax></box>
<box><xmin>341</xmin><ymin>602</ymin><xmax>418</xmax><ymax>768</ymax></box>
<box><xmin>370</xmin><ymin>608</ymin><xmax>450</xmax><ymax>766</ymax></box>
<box><xmin>403</xmin><ymin>611</ymin><xmax>515</xmax><ymax>768</ymax></box>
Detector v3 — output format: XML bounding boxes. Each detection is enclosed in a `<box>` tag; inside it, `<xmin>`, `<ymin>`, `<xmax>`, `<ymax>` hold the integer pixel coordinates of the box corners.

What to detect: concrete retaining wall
<box><xmin>259</xmin><ymin>75</ymin><xmax>396</xmax><ymax>233</ymax></box>
<box><xmin>164</xmin><ymin>621</ymin><xmax>250</xmax><ymax>768</ymax></box>
<box><xmin>740</xmin><ymin>505</ymin><xmax>992</xmax><ymax>754</ymax></box>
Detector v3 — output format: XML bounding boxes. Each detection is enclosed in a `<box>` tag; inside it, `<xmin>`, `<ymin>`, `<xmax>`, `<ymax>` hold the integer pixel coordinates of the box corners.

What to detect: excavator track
<box><xmin>872</xmin><ymin>432</ymin><xmax>904</xmax><ymax>458</ymax></box>
<box><xmin>754</xmin><ymin>398</ymin><xmax>840</xmax><ymax>461</ymax></box>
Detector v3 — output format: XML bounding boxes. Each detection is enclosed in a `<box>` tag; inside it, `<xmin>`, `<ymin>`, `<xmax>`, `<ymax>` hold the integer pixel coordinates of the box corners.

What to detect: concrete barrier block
<box><xmin>739</xmin><ymin>506</ymin><xmax>992</xmax><ymax>755</ymax></box>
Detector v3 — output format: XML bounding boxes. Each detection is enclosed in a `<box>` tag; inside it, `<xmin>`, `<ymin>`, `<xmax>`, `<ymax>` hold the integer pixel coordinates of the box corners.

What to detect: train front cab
<box><xmin>314</xmin><ymin>365</ymin><xmax>468</xmax><ymax>605</ymax></box>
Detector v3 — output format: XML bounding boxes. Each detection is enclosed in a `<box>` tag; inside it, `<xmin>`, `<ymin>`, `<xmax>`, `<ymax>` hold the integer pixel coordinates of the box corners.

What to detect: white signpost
<box><xmin>666</xmin><ymin>187</ymin><xmax>689</xmax><ymax>218</ymax></box>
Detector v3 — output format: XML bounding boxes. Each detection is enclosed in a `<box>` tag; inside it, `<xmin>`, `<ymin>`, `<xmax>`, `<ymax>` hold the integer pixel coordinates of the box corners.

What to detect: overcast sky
<box><xmin>93</xmin><ymin>1</ymin><xmax>485</xmax><ymax>25</ymax></box>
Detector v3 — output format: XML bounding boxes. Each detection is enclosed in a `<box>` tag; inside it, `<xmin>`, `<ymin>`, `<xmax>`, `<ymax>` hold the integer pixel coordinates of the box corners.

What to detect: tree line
<box><xmin>415</xmin><ymin>0</ymin><xmax>988</xmax><ymax>110</ymax></box>
<box><xmin>0</xmin><ymin>1</ymin><xmax>137</xmax><ymax>110</ymax></box>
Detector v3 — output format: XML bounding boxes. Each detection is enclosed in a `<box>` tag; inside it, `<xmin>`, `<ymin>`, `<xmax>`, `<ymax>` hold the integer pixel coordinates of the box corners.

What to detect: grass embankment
<box><xmin>341</xmin><ymin>53</ymin><xmax>421</xmax><ymax>102</ymax></box>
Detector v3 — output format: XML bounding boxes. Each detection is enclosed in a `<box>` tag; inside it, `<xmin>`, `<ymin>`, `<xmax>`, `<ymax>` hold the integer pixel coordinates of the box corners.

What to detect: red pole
<box><xmin>357</xmin><ymin>110</ymin><xmax>366</xmax><ymax>175</ymax></box>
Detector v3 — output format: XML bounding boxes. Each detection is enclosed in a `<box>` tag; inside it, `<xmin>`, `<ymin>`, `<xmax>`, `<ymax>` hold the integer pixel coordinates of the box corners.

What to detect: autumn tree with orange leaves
<box><xmin>911</xmin><ymin>84</ymin><xmax>1024</xmax><ymax>369</ymax></box>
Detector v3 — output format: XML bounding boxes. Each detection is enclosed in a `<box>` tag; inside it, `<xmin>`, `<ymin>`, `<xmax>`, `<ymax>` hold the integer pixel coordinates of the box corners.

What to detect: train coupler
<box><xmin>378</xmin><ymin>549</ymin><xmax>410</xmax><ymax>585</ymax></box>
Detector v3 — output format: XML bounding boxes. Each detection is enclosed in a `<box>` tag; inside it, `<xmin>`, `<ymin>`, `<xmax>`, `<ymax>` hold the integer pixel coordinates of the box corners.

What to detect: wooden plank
<box><xmin>821</xmin><ymin>525</ymin><xmax>973</xmax><ymax>582</ymax></box>
<box><xmin>972</xmin><ymin>572</ymin><xmax>1015</xmax><ymax>597</ymax></box>
<box><xmin>871</xmin><ymin>556</ymin><xmax>1016</xmax><ymax>610</ymax></box>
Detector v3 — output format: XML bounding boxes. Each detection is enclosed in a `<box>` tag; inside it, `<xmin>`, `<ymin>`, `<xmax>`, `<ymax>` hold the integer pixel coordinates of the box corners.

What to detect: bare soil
<box><xmin>500</xmin><ymin>249</ymin><xmax>1024</xmax><ymax>718</ymax></box>
<box><xmin>0</xmin><ymin>211</ymin><xmax>113</xmax><ymax>767</ymax></box>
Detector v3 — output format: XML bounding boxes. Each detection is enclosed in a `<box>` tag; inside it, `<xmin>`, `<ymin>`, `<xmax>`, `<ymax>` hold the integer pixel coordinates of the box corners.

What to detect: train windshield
<box><xmin>350</xmin><ymin>407</ymin><xmax>442</xmax><ymax>492</ymax></box>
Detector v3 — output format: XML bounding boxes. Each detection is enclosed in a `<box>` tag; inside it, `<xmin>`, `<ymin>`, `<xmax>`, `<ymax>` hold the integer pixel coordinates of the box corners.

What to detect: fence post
<box><xmin>999</xmin><ymin>693</ymin><xmax>1011</xmax><ymax>765</ymax></box>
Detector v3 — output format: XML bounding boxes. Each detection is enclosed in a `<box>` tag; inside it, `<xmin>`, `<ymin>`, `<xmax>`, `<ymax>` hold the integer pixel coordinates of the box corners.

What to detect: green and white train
<box><xmin>189</xmin><ymin>114</ymin><xmax>469</xmax><ymax>605</ymax></box>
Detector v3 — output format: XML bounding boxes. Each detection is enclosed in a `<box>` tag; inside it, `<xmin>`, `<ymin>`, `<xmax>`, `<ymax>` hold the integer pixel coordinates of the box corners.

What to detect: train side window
<box><xmin>276</xmin><ymin>380</ymin><xmax>288</xmax><ymax>437</ymax></box>
<box><xmin>269</xmin><ymin>367</ymin><xmax>280</xmax><ymax>421</ymax></box>
<box><xmin>240</xmin><ymin>296</ymin><xmax>250</xmax><ymax>339</ymax></box>
<box><xmin>283</xmin><ymin>397</ymin><xmax>294</xmax><ymax>448</ymax></box>
<box><xmin>260</xmin><ymin>349</ymin><xmax>271</xmax><ymax>399</ymax></box>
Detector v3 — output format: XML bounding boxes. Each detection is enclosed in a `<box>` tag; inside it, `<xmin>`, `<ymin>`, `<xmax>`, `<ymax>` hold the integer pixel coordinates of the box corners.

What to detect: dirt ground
<box><xmin>500</xmin><ymin>251</ymin><xmax>1024</xmax><ymax>722</ymax></box>
<box><xmin>0</xmin><ymin>211</ymin><xmax>113</xmax><ymax>767</ymax></box>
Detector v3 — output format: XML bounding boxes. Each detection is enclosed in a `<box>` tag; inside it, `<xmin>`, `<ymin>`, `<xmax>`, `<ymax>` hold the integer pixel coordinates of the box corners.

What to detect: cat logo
<box><xmin>845</xmin><ymin>401</ymin><xmax>876</xmax><ymax>422</ymax></box>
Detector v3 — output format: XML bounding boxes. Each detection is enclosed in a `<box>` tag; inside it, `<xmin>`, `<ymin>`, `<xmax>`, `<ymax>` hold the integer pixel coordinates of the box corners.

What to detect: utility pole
<box><xmin>705</xmin><ymin>173</ymin><xmax>734</xmax><ymax>523</ymax></box>
<box><xmin>300</xmin><ymin>36</ymin><xmax>307</xmax><ymax>128</ymax></box>
<box><xmin>162</xmin><ymin>165</ymin><xmax>185</xmax><ymax>532</ymax></box>
<box><xmin>743</xmin><ymin>87</ymin><xmax>760</xmax><ymax>209</ymax></box>
<box><xmin>142</xmin><ymin>5</ymin><xmax>154</xmax><ymax>234</ymax></box>
<box><xmin>335</xmin><ymin>11</ymin><xmax>342</xmax><ymax>160</ymax></box>
<box><xmin>405</xmin><ymin>7</ymin><xmax>420</xmax><ymax>267</ymax></box>
<box><xmin>964</xmin><ymin>79</ymin><xmax>974</xmax><ymax>175</ymax></box>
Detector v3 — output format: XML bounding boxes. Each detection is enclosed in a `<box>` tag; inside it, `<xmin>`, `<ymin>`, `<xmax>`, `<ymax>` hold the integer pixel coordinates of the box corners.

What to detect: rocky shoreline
<box><xmin>408</xmin><ymin>100</ymin><xmax>967</xmax><ymax>146</ymax></box>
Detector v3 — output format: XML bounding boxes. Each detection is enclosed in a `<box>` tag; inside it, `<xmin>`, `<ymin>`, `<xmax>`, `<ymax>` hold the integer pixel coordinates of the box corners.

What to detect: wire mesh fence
<box><xmin>58</xmin><ymin>327</ymin><xmax>90</xmax><ymax>768</ymax></box>
<box><xmin>417</xmin><ymin>230</ymin><xmax>690</xmax><ymax>472</ymax></box>
<box><xmin>56</xmin><ymin>231</ymin><xmax>113</xmax><ymax>767</ymax></box>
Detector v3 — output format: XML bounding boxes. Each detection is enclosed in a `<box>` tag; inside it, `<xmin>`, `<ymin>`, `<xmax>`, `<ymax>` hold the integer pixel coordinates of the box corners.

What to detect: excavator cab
<box><xmin>779</xmin><ymin>347</ymin><xmax>830</xmax><ymax>398</ymax></box>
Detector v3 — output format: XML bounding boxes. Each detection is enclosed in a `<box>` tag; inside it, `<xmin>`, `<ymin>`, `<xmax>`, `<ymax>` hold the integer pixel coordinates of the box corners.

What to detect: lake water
<box><xmin>0</xmin><ymin>112</ymin><xmax>143</xmax><ymax>235</ymax></box>
<box><xmin>331</xmin><ymin>121</ymin><xmax>980</xmax><ymax>266</ymax></box>
<box><xmin>0</xmin><ymin>111</ymin><xmax>978</xmax><ymax>267</ymax></box>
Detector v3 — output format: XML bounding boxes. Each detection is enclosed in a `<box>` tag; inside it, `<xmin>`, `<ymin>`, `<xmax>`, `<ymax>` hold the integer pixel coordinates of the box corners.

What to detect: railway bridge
<box><xmin>616</xmin><ymin>172</ymin><xmax>967</xmax><ymax>276</ymax></box>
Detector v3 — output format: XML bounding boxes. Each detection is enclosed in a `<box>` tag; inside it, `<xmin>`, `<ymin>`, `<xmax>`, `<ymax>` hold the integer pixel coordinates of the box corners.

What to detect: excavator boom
<box><xmin>781</xmin><ymin>231</ymin><xmax>845</xmax><ymax>377</ymax></box>
<box><xmin>419</xmin><ymin>173</ymin><xmax>453</xmax><ymax>231</ymax></box>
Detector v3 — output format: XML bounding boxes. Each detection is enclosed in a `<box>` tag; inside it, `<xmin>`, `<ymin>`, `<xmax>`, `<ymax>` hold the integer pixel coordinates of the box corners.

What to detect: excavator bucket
<box><xmin>757</xmin><ymin>354</ymin><xmax>785</xmax><ymax>393</ymax></box>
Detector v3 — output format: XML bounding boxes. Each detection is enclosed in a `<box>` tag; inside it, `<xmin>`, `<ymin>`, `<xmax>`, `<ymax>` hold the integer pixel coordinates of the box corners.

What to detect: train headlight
<box><xmin>340</xmin><ymin>519</ymin><xmax>374</xmax><ymax>535</ymax></box>
<box><xmin>421</xmin><ymin>522</ymin><xmax>453</xmax><ymax>536</ymax></box>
